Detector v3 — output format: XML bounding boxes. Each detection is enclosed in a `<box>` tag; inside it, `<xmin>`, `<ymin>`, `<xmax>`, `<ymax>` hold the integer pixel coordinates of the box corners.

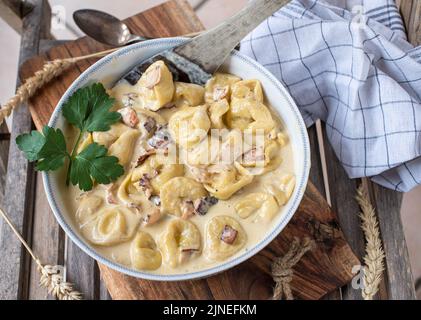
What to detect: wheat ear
<box><xmin>0</xmin><ymin>207</ymin><xmax>82</xmax><ymax>300</ymax></box>
<box><xmin>0</xmin><ymin>48</ymin><xmax>117</xmax><ymax>126</ymax></box>
<box><xmin>356</xmin><ymin>184</ymin><xmax>385</xmax><ymax>300</ymax></box>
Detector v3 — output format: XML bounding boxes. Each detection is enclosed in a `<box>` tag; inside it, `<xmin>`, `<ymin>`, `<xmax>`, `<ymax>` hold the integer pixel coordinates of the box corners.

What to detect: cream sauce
<box><xmin>63</xmin><ymin>67</ymin><xmax>295</xmax><ymax>275</ymax></box>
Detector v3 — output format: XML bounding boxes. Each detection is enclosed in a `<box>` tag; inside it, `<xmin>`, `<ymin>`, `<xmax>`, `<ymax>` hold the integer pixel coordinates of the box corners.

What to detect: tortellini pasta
<box><xmin>241</xmin><ymin>140</ymin><xmax>282</xmax><ymax>174</ymax></box>
<box><xmin>225</xmin><ymin>79</ymin><xmax>274</xmax><ymax>133</ymax></box>
<box><xmin>160</xmin><ymin>219</ymin><xmax>201</xmax><ymax>267</ymax></box>
<box><xmin>231</xmin><ymin>79</ymin><xmax>264</xmax><ymax>102</ymax></box>
<box><xmin>276</xmin><ymin>131</ymin><xmax>289</xmax><ymax>147</ymax></box>
<box><xmin>205</xmin><ymin>72</ymin><xmax>241</xmax><ymax>103</ymax></box>
<box><xmin>184</xmin><ymin>136</ymin><xmax>219</xmax><ymax>166</ymax></box>
<box><xmin>130</xmin><ymin>232</ymin><xmax>162</xmax><ymax>270</ymax></box>
<box><xmin>218</xmin><ymin>129</ymin><xmax>252</xmax><ymax>165</ymax></box>
<box><xmin>174</xmin><ymin>82</ymin><xmax>205</xmax><ymax>108</ymax></box>
<box><xmin>208</xmin><ymin>99</ymin><xmax>229</xmax><ymax>129</ymax></box>
<box><xmin>117</xmin><ymin>172</ymin><xmax>147</xmax><ymax>206</ymax></box>
<box><xmin>83</xmin><ymin>206</ymin><xmax>140</xmax><ymax>246</ymax></box>
<box><xmin>92</xmin><ymin>123</ymin><xmax>131</xmax><ymax>148</ymax></box>
<box><xmin>131</xmin><ymin>154</ymin><xmax>184</xmax><ymax>195</ymax></box>
<box><xmin>136</xmin><ymin>61</ymin><xmax>175</xmax><ymax>111</ymax></box>
<box><xmin>76</xmin><ymin>194</ymin><xmax>103</xmax><ymax>226</ymax></box>
<box><xmin>168</xmin><ymin>105</ymin><xmax>210</xmax><ymax>148</ymax></box>
<box><xmin>234</xmin><ymin>192</ymin><xmax>278</xmax><ymax>222</ymax></box>
<box><xmin>108</xmin><ymin>129</ymin><xmax>140</xmax><ymax>166</ymax></box>
<box><xmin>265</xmin><ymin>174</ymin><xmax>296</xmax><ymax>206</ymax></box>
<box><xmin>134</xmin><ymin>108</ymin><xmax>166</xmax><ymax>137</ymax></box>
<box><xmin>204</xmin><ymin>216</ymin><xmax>246</xmax><ymax>261</ymax></box>
<box><xmin>204</xmin><ymin>163</ymin><xmax>253</xmax><ymax>200</ymax></box>
<box><xmin>160</xmin><ymin>177</ymin><xmax>207</xmax><ymax>216</ymax></box>
<box><xmin>226</xmin><ymin>100</ymin><xmax>275</xmax><ymax>133</ymax></box>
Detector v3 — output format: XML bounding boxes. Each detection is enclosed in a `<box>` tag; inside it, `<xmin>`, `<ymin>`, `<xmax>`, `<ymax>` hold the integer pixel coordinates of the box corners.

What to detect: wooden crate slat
<box><xmin>306</xmin><ymin>125</ymin><xmax>342</xmax><ymax>300</ymax></box>
<box><xmin>398</xmin><ymin>0</ymin><xmax>421</xmax><ymax>46</ymax></box>
<box><xmin>65</xmin><ymin>239</ymin><xmax>98</xmax><ymax>300</ymax></box>
<box><xmin>39</xmin><ymin>39</ymin><xmax>70</xmax><ymax>54</ymax></box>
<box><xmin>0</xmin><ymin>0</ymin><xmax>50</xmax><ymax>300</ymax></box>
<box><xmin>370</xmin><ymin>184</ymin><xmax>416</xmax><ymax>299</ymax></box>
<box><xmin>321</xmin><ymin>125</ymin><xmax>365</xmax><ymax>300</ymax></box>
<box><xmin>27</xmin><ymin>173</ymin><xmax>65</xmax><ymax>300</ymax></box>
<box><xmin>0</xmin><ymin>122</ymin><xmax>9</xmax><ymax>206</ymax></box>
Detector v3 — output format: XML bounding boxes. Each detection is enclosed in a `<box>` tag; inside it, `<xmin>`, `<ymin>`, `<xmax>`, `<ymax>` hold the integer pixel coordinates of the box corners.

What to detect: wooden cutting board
<box><xmin>19</xmin><ymin>0</ymin><xmax>360</xmax><ymax>300</ymax></box>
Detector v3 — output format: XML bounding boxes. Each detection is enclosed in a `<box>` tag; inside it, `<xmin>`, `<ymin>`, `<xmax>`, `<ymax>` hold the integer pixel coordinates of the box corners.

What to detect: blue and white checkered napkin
<box><xmin>240</xmin><ymin>0</ymin><xmax>421</xmax><ymax>192</ymax></box>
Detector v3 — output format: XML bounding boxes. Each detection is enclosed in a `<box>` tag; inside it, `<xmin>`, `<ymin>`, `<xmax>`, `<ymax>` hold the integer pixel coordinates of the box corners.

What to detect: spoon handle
<box><xmin>173</xmin><ymin>0</ymin><xmax>291</xmax><ymax>74</ymax></box>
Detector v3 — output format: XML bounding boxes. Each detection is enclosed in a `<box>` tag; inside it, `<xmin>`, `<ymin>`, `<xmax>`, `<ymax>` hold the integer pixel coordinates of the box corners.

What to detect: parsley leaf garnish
<box><xmin>16</xmin><ymin>126</ymin><xmax>68</xmax><ymax>170</ymax></box>
<box><xmin>70</xmin><ymin>143</ymin><xmax>124</xmax><ymax>191</ymax></box>
<box><xmin>16</xmin><ymin>83</ymin><xmax>124</xmax><ymax>191</ymax></box>
<box><xmin>62</xmin><ymin>83</ymin><xmax>121</xmax><ymax>132</ymax></box>
<box><xmin>36</xmin><ymin>126</ymin><xmax>68</xmax><ymax>171</ymax></box>
<box><xmin>16</xmin><ymin>130</ymin><xmax>46</xmax><ymax>161</ymax></box>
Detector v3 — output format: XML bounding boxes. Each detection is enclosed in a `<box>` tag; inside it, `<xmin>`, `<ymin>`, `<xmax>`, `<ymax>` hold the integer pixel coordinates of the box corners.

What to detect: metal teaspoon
<box><xmin>73</xmin><ymin>9</ymin><xmax>150</xmax><ymax>46</ymax></box>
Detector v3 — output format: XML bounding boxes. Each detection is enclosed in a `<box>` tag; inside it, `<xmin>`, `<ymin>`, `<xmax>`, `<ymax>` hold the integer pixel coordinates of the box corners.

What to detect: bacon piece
<box><xmin>193</xmin><ymin>196</ymin><xmax>218</xmax><ymax>215</ymax></box>
<box><xmin>105</xmin><ymin>184</ymin><xmax>118</xmax><ymax>204</ymax></box>
<box><xmin>220</xmin><ymin>225</ymin><xmax>238</xmax><ymax>244</ymax></box>
<box><xmin>181</xmin><ymin>200</ymin><xmax>195</xmax><ymax>220</ymax></box>
<box><xmin>118</xmin><ymin>107</ymin><xmax>139</xmax><ymax>128</ymax></box>
<box><xmin>142</xmin><ymin>208</ymin><xmax>161</xmax><ymax>226</ymax></box>
<box><xmin>143</xmin><ymin>116</ymin><xmax>157</xmax><ymax>133</ymax></box>
<box><xmin>181</xmin><ymin>248</ymin><xmax>200</xmax><ymax>253</ymax></box>
<box><xmin>145</xmin><ymin>65</ymin><xmax>161</xmax><ymax>89</ymax></box>
<box><xmin>135</xmin><ymin>149</ymin><xmax>156</xmax><ymax>167</ymax></box>
<box><xmin>139</xmin><ymin>174</ymin><xmax>153</xmax><ymax>199</ymax></box>
<box><xmin>179</xmin><ymin>248</ymin><xmax>200</xmax><ymax>263</ymax></box>
<box><xmin>106</xmin><ymin>193</ymin><xmax>117</xmax><ymax>205</ymax></box>
<box><xmin>147</xmin><ymin>125</ymin><xmax>172</xmax><ymax>150</ymax></box>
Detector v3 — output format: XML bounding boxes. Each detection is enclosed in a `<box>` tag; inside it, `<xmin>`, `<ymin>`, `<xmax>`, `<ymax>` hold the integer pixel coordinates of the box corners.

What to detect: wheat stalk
<box><xmin>0</xmin><ymin>48</ymin><xmax>117</xmax><ymax>126</ymax></box>
<box><xmin>356</xmin><ymin>184</ymin><xmax>385</xmax><ymax>300</ymax></box>
<box><xmin>0</xmin><ymin>207</ymin><xmax>82</xmax><ymax>300</ymax></box>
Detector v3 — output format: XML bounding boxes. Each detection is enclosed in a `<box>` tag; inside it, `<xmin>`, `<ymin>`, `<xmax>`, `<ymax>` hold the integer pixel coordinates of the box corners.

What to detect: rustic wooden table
<box><xmin>0</xmin><ymin>0</ymin><xmax>419</xmax><ymax>300</ymax></box>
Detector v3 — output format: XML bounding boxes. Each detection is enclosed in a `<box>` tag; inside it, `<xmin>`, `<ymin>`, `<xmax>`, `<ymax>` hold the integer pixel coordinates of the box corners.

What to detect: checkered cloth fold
<box><xmin>240</xmin><ymin>0</ymin><xmax>421</xmax><ymax>192</ymax></box>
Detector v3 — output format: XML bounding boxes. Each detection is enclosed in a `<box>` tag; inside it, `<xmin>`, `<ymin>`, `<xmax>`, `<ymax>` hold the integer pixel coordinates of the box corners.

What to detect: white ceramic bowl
<box><xmin>43</xmin><ymin>38</ymin><xmax>310</xmax><ymax>281</ymax></box>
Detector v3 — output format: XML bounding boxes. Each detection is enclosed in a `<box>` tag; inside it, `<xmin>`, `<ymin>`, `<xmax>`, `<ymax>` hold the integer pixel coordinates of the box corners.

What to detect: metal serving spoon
<box><xmin>73</xmin><ymin>9</ymin><xmax>150</xmax><ymax>46</ymax></box>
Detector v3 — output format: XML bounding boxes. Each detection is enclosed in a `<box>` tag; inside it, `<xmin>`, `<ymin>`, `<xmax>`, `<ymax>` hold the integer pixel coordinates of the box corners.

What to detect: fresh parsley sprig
<box><xmin>16</xmin><ymin>83</ymin><xmax>124</xmax><ymax>191</ymax></box>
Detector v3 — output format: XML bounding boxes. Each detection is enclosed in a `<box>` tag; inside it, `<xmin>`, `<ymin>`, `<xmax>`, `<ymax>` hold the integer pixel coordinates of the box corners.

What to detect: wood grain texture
<box><xmin>307</xmin><ymin>126</ymin><xmax>342</xmax><ymax>301</ymax></box>
<box><xmin>397</xmin><ymin>0</ymin><xmax>421</xmax><ymax>46</ymax></box>
<box><xmin>2</xmin><ymin>0</ymin><xmax>34</xmax><ymax>16</ymax></box>
<box><xmin>0</xmin><ymin>0</ymin><xmax>22</xmax><ymax>34</ymax></box>
<box><xmin>0</xmin><ymin>122</ymin><xmax>9</xmax><ymax>205</ymax></box>
<box><xmin>322</xmin><ymin>126</ymin><xmax>365</xmax><ymax>300</ymax></box>
<box><xmin>0</xmin><ymin>0</ymin><xmax>49</xmax><ymax>300</ymax></box>
<box><xmin>65</xmin><ymin>239</ymin><xmax>98</xmax><ymax>300</ymax></box>
<box><xmin>370</xmin><ymin>184</ymin><xmax>416</xmax><ymax>299</ymax></box>
<box><xmin>27</xmin><ymin>173</ymin><xmax>65</xmax><ymax>300</ymax></box>
<box><xmin>19</xmin><ymin>0</ymin><xmax>359</xmax><ymax>300</ymax></box>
